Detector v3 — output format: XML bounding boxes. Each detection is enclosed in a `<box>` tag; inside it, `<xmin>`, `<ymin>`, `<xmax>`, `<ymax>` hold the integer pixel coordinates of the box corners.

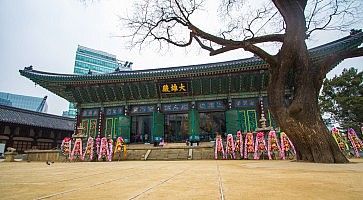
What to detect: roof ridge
<box><xmin>0</xmin><ymin>104</ymin><xmax>74</xmax><ymax>121</ymax></box>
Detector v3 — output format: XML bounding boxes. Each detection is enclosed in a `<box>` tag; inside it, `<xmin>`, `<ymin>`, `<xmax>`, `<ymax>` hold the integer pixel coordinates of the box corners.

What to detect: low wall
<box><xmin>25</xmin><ymin>150</ymin><xmax>65</xmax><ymax>162</ymax></box>
<box><xmin>24</xmin><ymin>145</ymin><xmax>215</xmax><ymax>162</ymax></box>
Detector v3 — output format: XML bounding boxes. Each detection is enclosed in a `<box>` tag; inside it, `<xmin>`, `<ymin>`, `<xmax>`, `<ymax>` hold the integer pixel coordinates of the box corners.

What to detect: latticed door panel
<box><xmin>118</xmin><ymin>116</ymin><xmax>131</xmax><ymax>143</ymax></box>
<box><xmin>226</xmin><ymin>110</ymin><xmax>242</xmax><ymax>135</ymax></box>
<box><xmin>246</xmin><ymin>110</ymin><xmax>258</xmax><ymax>132</ymax></box>
<box><xmin>152</xmin><ymin>112</ymin><xmax>164</xmax><ymax>142</ymax></box>
<box><xmin>188</xmin><ymin>110</ymin><xmax>200</xmax><ymax>141</ymax></box>
<box><xmin>105</xmin><ymin>118</ymin><xmax>113</xmax><ymax>138</ymax></box>
<box><xmin>89</xmin><ymin>119</ymin><xmax>97</xmax><ymax>137</ymax></box>
<box><xmin>239</xmin><ymin>110</ymin><xmax>248</xmax><ymax>133</ymax></box>
<box><xmin>81</xmin><ymin>120</ymin><xmax>89</xmax><ymax>137</ymax></box>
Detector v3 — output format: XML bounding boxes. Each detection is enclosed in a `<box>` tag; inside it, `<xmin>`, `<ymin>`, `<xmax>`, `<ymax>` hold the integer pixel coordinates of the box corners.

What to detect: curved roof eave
<box><xmin>19</xmin><ymin>31</ymin><xmax>363</xmax><ymax>84</ymax></box>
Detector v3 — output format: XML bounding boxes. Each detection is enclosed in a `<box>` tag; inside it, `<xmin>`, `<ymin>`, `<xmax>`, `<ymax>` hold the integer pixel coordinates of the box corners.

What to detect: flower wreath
<box><xmin>244</xmin><ymin>132</ymin><xmax>255</xmax><ymax>159</ymax></box>
<box><xmin>280</xmin><ymin>132</ymin><xmax>296</xmax><ymax>160</ymax></box>
<box><xmin>331</xmin><ymin>128</ymin><xmax>349</xmax><ymax>152</ymax></box>
<box><xmin>254</xmin><ymin>132</ymin><xmax>267</xmax><ymax>160</ymax></box>
<box><xmin>108</xmin><ymin>138</ymin><xmax>113</xmax><ymax>161</ymax></box>
<box><xmin>70</xmin><ymin>138</ymin><xmax>83</xmax><ymax>161</ymax></box>
<box><xmin>82</xmin><ymin>137</ymin><xmax>94</xmax><ymax>161</ymax></box>
<box><xmin>214</xmin><ymin>135</ymin><xmax>225</xmax><ymax>159</ymax></box>
<box><xmin>225</xmin><ymin>134</ymin><xmax>236</xmax><ymax>159</ymax></box>
<box><xmin>267</xmin><ymin>130</ymin><xmax>282</xmax><ymax>160</ymax></box>
<box><xmin>95</xmin><ymin>135</ymin><xmax>101</xmax><ymax>156</ymax></box>
<box><xmin>347</xmin><ymin>128</ymin><xmax>363</xmax><ymax>158</ymax></box>
<box><xmin>114</xmin><ymin>137</ymin><xmax>127</xmax><ymax>159</ymax></box>
<box><xmin>61</xmin><ymin>137</ymin><xmax>72</xmax><ymax>157</ymax></box>
<box><xmin>98</xmin><ymin>137</ymin><xmax>110</xmax><ymax>161</ymax></box>
<box><xmin>235</xmin><ymin>130</ymin><xmax>244</xmax><ymax>158</ymax></box>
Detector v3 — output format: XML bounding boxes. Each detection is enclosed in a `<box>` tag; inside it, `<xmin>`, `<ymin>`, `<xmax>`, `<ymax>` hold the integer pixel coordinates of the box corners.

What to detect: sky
<box><xmin>0</xmin><ymin>0</ymin><xmax>362</xmax><ymax>116</ymax></box>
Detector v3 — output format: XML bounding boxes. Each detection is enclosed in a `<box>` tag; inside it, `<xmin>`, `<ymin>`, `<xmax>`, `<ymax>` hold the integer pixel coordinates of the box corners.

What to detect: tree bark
<box><xmin>268</xmin><ymin>51</ymin><xmax>349</xmax><ymax>163</ymax></box>
<box><xmin>268</xmin><ymin>0</ymin><xmax>349</xmax><ymax>163</ymax></box>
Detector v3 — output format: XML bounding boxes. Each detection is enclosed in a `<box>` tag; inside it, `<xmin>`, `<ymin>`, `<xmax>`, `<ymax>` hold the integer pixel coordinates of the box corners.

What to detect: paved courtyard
<box><xmin>0</xmin><ymin>159</ymin><xmax>362</xmax><ymax>200</ymax></box>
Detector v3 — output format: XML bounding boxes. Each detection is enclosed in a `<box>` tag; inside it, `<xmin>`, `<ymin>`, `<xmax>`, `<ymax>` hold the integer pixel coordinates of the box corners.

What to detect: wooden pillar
<box><xmin>188</xmin><ymin>109</ymin><xmax>200</xmax><ymax>142</ymax></box>
<box><xmin>74</xmin><ymin>107</ymin><xmax>82</xmax><ymax>134</ymax></box>
<box><xmin>7</xmin><ymin>126</ymin><xmax>14</xmax><ymax>149</ymax></box>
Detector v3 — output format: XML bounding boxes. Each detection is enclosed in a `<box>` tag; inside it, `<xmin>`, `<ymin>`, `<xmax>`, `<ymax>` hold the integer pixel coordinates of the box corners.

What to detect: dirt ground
<box><xmin>0</xmin><ymin>159</ymin><xmax>362</xmax><ymax>200</ymax></box>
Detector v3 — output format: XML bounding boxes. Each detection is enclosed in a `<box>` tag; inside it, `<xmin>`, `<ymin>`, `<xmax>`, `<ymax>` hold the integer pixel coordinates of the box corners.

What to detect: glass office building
<box><xmin>0</xmin><ymin>92</ymin><xmax>48</xmax><ymax>113</ymax></box>
<box><xmin>63</xmin><ymin>45</ymin><xmax>133</xmax><ymax>117</ymax></box>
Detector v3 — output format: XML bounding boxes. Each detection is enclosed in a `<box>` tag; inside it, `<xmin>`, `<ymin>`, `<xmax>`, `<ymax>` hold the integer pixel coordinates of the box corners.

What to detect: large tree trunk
<box><xmin>275</xmin><ymin>105</ymin><xmax>349</xmax><ymax>163</ymax></box>
<box><xmin>269</xmin><ymin>0</ymin><xmax>348</xmax><ymax>163</ymax></box>
<box><xmin>268</xmin><ymin>56</ymin><xmax>349</xmax><ymax>163</ymax></box>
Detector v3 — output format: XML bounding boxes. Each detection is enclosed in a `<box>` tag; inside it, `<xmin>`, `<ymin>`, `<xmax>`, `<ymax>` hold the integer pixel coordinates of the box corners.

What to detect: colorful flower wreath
<box><xmin>82</xmin><ymin>137</ymin><xmax>94</xmax><ymax>161</ymax></box>
<box><xmin>225</xmin><ymin>134</ymin><xmax>236</xmax><ymax>159</ymax></box>
<box><xmin>244</xmin><ymin>132</ymin><xmax>254</xmax><ymax>159</ymax></box>
<box><xmin>214</xmin><ymin>135</ymin><xmax>225</xmax><ymax>159</ymax></box>
<box><xmin>235</xmin><ymin>130</ymin><xmax>243</xmax><ymax>158</ymax></box>
<box><xmin>70</xmin><ymin>138</ymin><xmax>83</xmax><ymax>161</ymax></box>
<box><xmin>331</xmin><ymin>128</ymin><xmax>349</xmax><ymax>152</ymax></box>
<box><xmin>254</xmin><ymin>132</ymin><xmax>267</xmax><ymax>160</ymax></box>
<box><xmin>95</xmin><ymin>135</ymin><xmax>101</xmax><ymax>155</ymax></box>
<box><xmin>61</xmin><ymin>137</ymin><xmax>72</xmax><ymax>157</ymax></box>
<box><xmin>267</xmin><ymin>131</ymin><xmax>282</xmax><ymax>160</ymax></box>
<box><xmin>114</xmin><ymin>137</ymin><xmax>127</xmax><ymax>159</ymax></box>
<box><xmin>98</xmin><ymin>137</ymin><xmax>110</xmax><ymax>161</ymax></box>
<box><xmin>280</xmin><ymin>132</ymin><xmax>296</xmax><ymax>160</ymax></box>
<box><xmin>347</xmin><ymin>128</ymin><xmax>363</xmax><ymax>158</ymax></box>
<box><xmin>108</xmin><ymin>138</ymin><xmax>113</xmax><ymax>161</ymax></box>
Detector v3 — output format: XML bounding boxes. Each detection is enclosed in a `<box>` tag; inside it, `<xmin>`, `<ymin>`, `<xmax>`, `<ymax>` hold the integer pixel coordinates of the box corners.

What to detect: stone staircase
<box><xmin>192</xmin><ymin>148</ymin><xmax>214</xmax><ymax>160</ymax></box>
<box><xmin>126</xmin><ymin>142</ymin><xmax>215</xmax><ymax>161</ymax></box>
<box><xmin>147</xmin><ymin>148</ymin><xmax>189</xmax><ymax>160</ymax></box>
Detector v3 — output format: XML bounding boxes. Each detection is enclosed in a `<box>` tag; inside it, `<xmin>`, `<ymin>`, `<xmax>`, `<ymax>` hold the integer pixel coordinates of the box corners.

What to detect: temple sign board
<box><xmin>160</xmin><ymin>82</ymin><xmax>188</xmax><ymax>93</ymax></box>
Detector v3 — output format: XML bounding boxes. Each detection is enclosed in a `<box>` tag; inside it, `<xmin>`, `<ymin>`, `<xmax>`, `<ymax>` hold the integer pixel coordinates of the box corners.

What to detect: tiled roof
<box><xmin>19</xmin><ymin>32</ymin><xmax>363</xmax><ymax>84</ymax></box>
<box><xmin>0</xmin><ymin>105</ymin><xmax>74</xmax><ymax>131</ymax></box>
<box><xmin>17</xmin><ymin>32</ymin><xmax>363</xmax><ymax>104</ymax></box>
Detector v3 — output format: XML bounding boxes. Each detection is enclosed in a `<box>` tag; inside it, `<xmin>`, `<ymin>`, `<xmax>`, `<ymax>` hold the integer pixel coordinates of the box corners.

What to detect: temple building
<box><xmin>20</xmin><ymin>32</ymin><xmax>363</xmax><ymax>144</ymax></box>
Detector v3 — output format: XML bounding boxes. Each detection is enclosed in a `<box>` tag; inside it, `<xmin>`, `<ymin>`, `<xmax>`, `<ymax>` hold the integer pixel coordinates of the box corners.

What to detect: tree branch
<box><xmin>320</xmin><ymin>47</ymin><xmax>363</xmax><ymax>75</ymax></box>
<box><xmin>189</xmin><ymin>24</ymin><xmax>280</xmax><ymax>65</ymax></box>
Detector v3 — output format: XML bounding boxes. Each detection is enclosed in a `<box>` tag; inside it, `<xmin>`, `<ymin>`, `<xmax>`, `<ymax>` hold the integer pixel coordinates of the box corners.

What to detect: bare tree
<box><xmin>122</xmin><ymin>0</ymin><xmax>363</xmax><ymax>163</ymax></box>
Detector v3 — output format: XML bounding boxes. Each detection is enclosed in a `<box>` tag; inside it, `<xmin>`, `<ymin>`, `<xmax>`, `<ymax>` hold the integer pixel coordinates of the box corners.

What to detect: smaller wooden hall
<box><xmin>0</xmin><ymin>105</ymin><xmax>74</xmax><ymax>153</ymax></box>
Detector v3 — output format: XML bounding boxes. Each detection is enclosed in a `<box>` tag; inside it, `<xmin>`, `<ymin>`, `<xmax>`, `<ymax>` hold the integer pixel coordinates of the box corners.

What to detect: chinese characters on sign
<box><xmin>130</xmin><ymin>105</ymin><xmax>155</xmax><ymax>114</ymax></box>
<box><xmin>232</xmin><ymin>97</ymin><xmax>268</xmax><ymax>108</ymax></box>
<box><xmin>82</xmin><ymin>109</ymin><xmax>99</xmax><ymax>117</ymax></box>
<box><xmin>105</xmin><ymin>107</ymin><xmax>124</xmax><ymax>116</ymax></box>
<box><xmin>161</xmin><ymin>82</ymin><xmax>188</xmax><ymax>93</ymax></box>
<box><xmin>197</xmin><ymin>101</ymin><xmax>225</xmax><ymax>110</ymax></box>
<box><xmin>162</xmin><ymin>103</ymin><xmax>189</xmax><ymax>112</ymax></box>
<box><xmin>233</xmin><ymin>99</ymin><xmax>257</xmax><ymax>108</ymax></box>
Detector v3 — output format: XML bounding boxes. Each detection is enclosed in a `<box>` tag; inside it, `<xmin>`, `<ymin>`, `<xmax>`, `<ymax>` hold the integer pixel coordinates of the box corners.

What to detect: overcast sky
<box><xmin>0</xmin><ymin>0</ymin><xmax>362</xmax><ymax>115</ymax></box>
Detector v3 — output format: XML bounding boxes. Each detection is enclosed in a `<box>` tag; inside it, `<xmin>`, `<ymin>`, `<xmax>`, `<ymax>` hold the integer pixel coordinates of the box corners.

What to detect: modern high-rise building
<box><xmin>63</xmin><ymin>45</ymin><xmax>133</xmax><ymax>117</ymax></box>
<box><xmin>0</xmin><ymin>92</ymin><xmax>48</xmax><ymax>113</ymax></box>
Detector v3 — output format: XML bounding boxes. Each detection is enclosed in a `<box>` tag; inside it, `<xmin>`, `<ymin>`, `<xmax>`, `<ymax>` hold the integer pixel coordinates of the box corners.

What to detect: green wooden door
<box><xmin>188</xmin><ymin>109</ymin><xmax>200</xmax><ymax>142</ymax></box>
<box><xmin>118</xmin><ymin>116</ymin><xmax>131</xmax><ymax>143</ymax></box>
<box><xmin>152</xmin><ymin>112</ymin><xmax>164</xmax><ymax>142</ymax></box>
<box><xmin>226</xmin><ymin>109</ymin><xmax>242</xmax><ymax>135</ymax></box>
<box><xmin>105</xmin><ymin>117</ymin><xmax>119</xmax><ymax>139</ymax></box>
<box><xmin>246</xmin><ymin>110</ymin><xmax>258</xmax><ymax>132</ymax></box>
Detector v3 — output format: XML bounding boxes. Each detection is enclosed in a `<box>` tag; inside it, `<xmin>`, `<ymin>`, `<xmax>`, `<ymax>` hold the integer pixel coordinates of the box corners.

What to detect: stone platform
<box><xmin>24</xmin><ymin>142</ymin><xmax>215</xmax><ymax>162</ymax></box>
